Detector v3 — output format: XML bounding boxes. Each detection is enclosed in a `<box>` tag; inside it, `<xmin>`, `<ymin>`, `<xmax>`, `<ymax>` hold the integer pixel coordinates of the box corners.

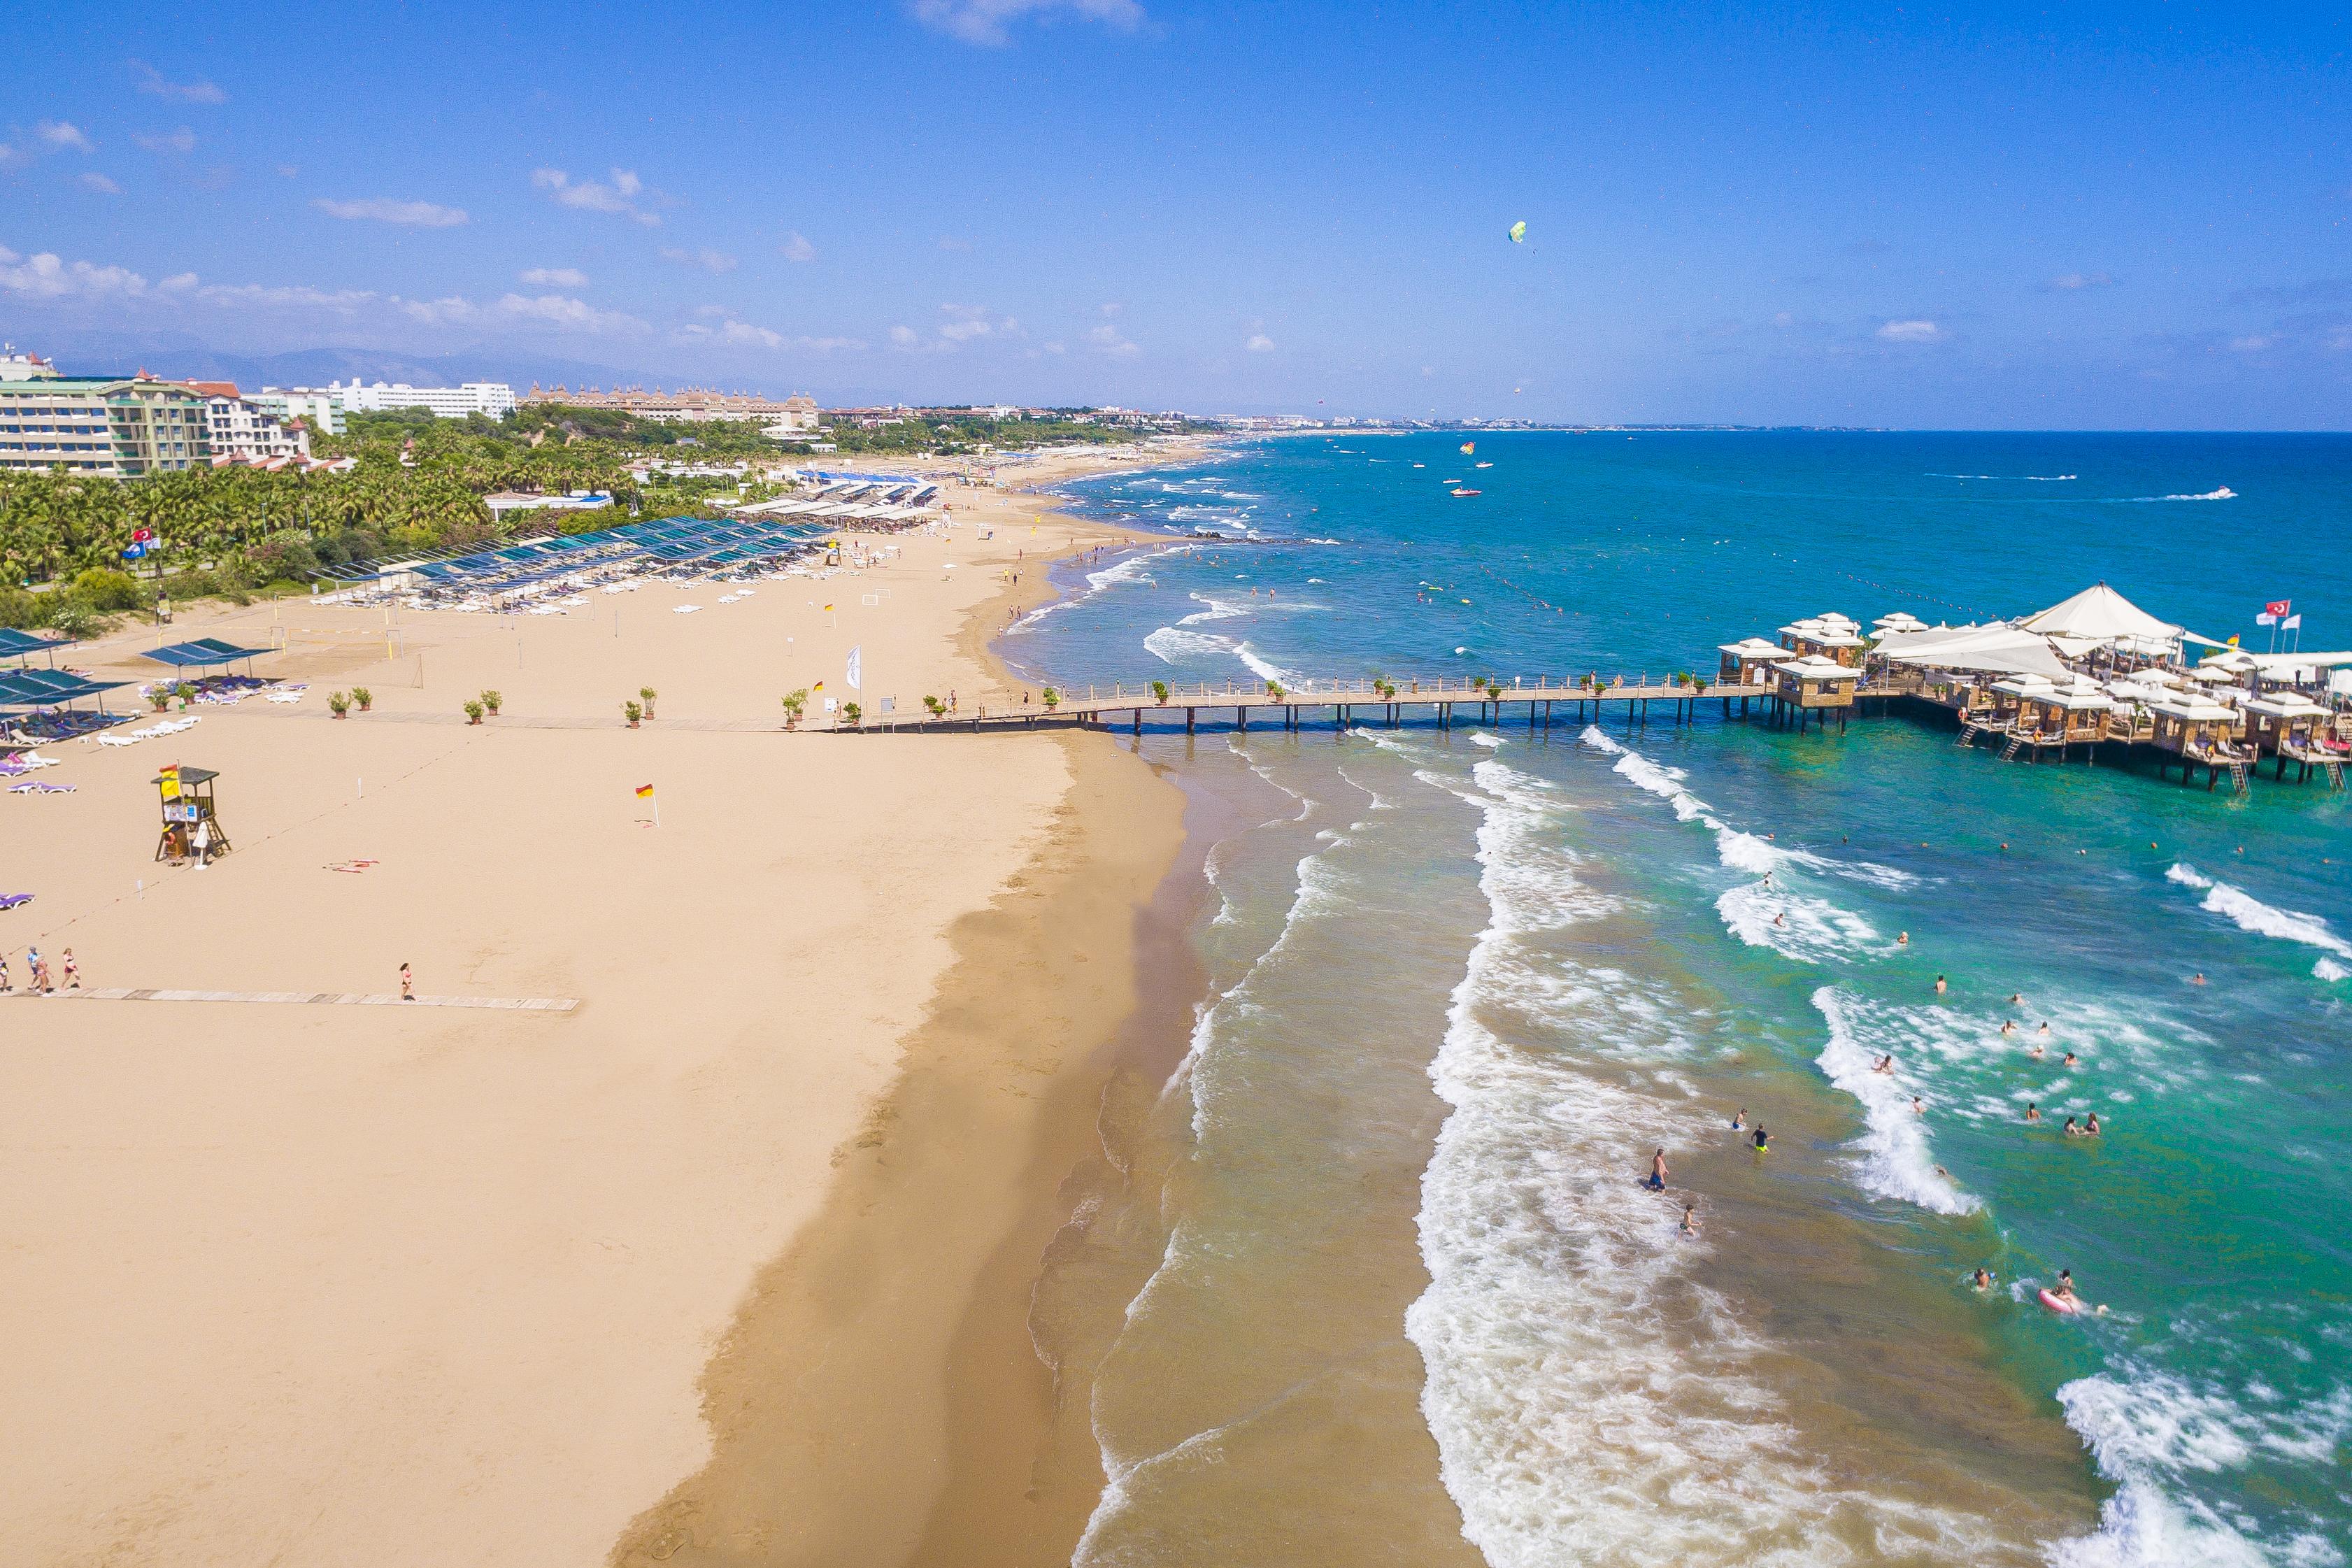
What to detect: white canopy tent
<box><xmin>1872</xmin><ymin>622</ymin><xmax>2076</xmax><ymax>682</ymax></box>
<box><xmin>2017</xmin><ymin>583</ymin><xmax>2184</xmax><ymax>645</ymax></box>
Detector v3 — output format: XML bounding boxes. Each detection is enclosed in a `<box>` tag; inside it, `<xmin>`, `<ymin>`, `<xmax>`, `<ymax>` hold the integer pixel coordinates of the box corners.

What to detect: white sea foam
<box><xmin>1469</xmin><ymin>732</ymin><xmax>1504</xmax><ymax>748</ymax></box>
<box><xmin>2051</xmin><ymin>1370</ymin><xmax>2352</xmax><ymax>1568</ymax></box>
<box><xmin>1811</xmin><ymin>988</ymin><xmax>1977</xmax><ymax>1214</ymax></box>
<box><xmin>1406</xmin><ymin>759</ymin><xmax>2002</xmax><ymax>1567</ymax></box>
<box><xmin>2109</xmin><ymin>487</ymin><xmax>2237</xmax><ymax>502</ymax></box>
<box><xmin>2169</xmin><ymin>862</ymin><xmax>2352</xmax><ymax>980</ymax></box>
<box><xmin>1233</xmin><ymin>641</ymin><xmax>1294</xmax><ymax>687</ymax></box>
<box><xmin>1142</xmin><ymin>626</ymin><xmax>1230</xmax><ymax>664</ymax></box>
<box><xmin>1178</xmin><ymin>592</ymin><xmax>1249</xmax><ymax>625</ymax></box>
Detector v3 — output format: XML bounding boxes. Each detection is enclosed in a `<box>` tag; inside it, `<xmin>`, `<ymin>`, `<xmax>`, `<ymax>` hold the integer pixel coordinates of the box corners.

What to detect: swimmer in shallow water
<box><xmin>2063</xmin><ymin>1050</ymin><xmax>2077</xmax><ymax>1067</ymax></box>
<box><xmin>2000</xmin><ymin>1019</ymin><xmax>2016</xmax><ymax>1036</ymax></box>
<box><xmin>2030</xmin><ymin>1041</ymin><xmax>2046</xmax><ymax>1059</ymax></box>
<box><xmin>1679</xmin><ymin>1203</ymin><xmax>1699</xmax><ymax>1236</ymax></box>
<box><xmin>2191</xmin><ymin>972</ymin><xmax>2207</xmax><ymax>985</ymax></box>
<box><xmin>2052</xmin><ymin>1269</ymin><xmax>2081</xmax><ymax>1309</ymax></box>
<box><xmin>1773</xmin><ymin>912</ymin><xmax>1786</xmax><ymax>927</ymax></box>
<box><xmin>1648</xmin><ymin>1148</ymin><xmax>1668</xmax><ymax>1190</ymax></box>
<box><xmin>1873</xmin><ymin>1054</ymin><xmax>1895</xmax><ymax>1075</ymax></box>
<box><xmin>1897</xmin><ymin>931</ymin><xmax>1909</xmax><ymax>946</ymax></box>
<box><xmin>2084</xmin><ymin>1111</ymin><xmax>2102</xmax><ymax>1136</ymax></box>
<box><xmin>2025</xmin><ymin>1102</ymin><xmax>2043</xmax><ymax>1124</ymax></box>
<box><xmin>1972</xmin><ymin>1267</ymin><xmax>1995</xmax><ymax>1292</ymax></box>
<box><xmin>1911</xmin><ymin>1095</ymin><xmax>1927</xmax><ymax>1117</ymax></box>
<box><xmin>2009</xmin><ymin>992</ymin><xmax>2024</xmax><ymax>1006</ymax></box>
<box><xmin>1934</xmin><ymin>974</ymin><xmax>1948</xmax><ymax>996</ymax></box>
<box><xmin>1752</xmin><ymin>1127</ymin><xmax>1771</xmax><ymax>1152</ymax></box>
<box><xmin>1731</xmin><ymin>1108</ymin><xmax>1746</xmax><ymax>1131</ymax></box>
<box><xmin>2063</xmin><ymin>1116</ymin><xmax>2081</xmax><ymax>1136</ymax></box>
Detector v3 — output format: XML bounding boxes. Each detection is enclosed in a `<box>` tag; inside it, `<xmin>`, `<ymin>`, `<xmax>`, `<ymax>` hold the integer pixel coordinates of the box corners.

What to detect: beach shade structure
<box><xmin>0</xmin><ymin>668</ymin><xmax>130</xmax><ymax>708</ymax></box>
<box><xmin>0</xmin><ymin>627</ymin><xmax>76</xmax><ymax>667</ymax></box>
<box><xmin>2016</xmin><ymin>583</ymin><xmax>2183</xmax><ymax>648</ymax></box>
<box><xmin>152</xmin><ymin>764</ymin><xmax>229</xmax><ymax>864</ymax></box>
<box><xmin>1872</xmin><ymin>622</ymin><xmax>2076</xmax><ymax>682</ymax></box>
<box><xmin>138</xmin><ymin>638</ymin><xmax>276</xmax><ymax>672</ymax></box>
<box><xmin>1872</xmin><ymin>612</ymin><xmax>1929</xmax><ymax>634</ymax></box>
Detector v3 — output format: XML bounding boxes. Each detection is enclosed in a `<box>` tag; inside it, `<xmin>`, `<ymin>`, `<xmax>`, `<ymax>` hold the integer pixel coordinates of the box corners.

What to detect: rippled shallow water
<box><xmin>1008</xmin><ymin>432</ymin><xmax>2352</xmax><ymax>1567</ymax></box>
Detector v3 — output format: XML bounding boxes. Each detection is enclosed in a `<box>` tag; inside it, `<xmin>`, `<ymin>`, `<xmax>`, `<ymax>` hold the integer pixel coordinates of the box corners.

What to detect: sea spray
<box><xmin>2168</xmin><ymin>863</ymin><xmax>2352</xmax><ymax>980</ymax></box>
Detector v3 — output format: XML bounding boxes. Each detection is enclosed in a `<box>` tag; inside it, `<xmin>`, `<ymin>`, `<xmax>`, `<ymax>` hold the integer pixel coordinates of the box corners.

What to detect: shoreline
<box><xmin>606</xmin><ymin>470</ymin><xmax>1197</xmax><ymax>1565</ymax></box>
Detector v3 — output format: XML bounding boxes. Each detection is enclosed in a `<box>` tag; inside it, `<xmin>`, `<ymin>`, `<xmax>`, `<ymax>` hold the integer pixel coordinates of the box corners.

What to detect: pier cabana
<box><xmin>1771</xmin><ymin>655</ymin><xmax>1860</xmax><ymax>725</ymax></box>
<box><xmin>2017</xmin><ymin>583</ymin><xmax>2185</xmax><ymax>653</ymax></box>
<box><xmin>2014</xmin><ymin>678</ymin><xmax>2116</xmax><ymax>748</ymax></box>
<box><xmin>1718</xmin><ymin>637</ymin><xmax>1786</xmax><ymax>687</ymax></box>
<box><xmin>2146</xmin><ymin>694</ymin><xmax>2244</xmax><ymax>758</ymax></box>
<box><xmin>1872</xmin><ymin>612</ymin><xmax>1928</xmax><ymax>636</ymax></box>
<box><xmin>1778</xmin><ymin>615</ymin><xmax>1869</xmax><ymax>667</ymax></box>
<box><xmin>2241</xmin><ymin>694</ymin><xmax>2331</xmax><ymax>757</ymax></box>
<box><xmin>1872</xmin><ymin>622</ymin><xmax>2073</xmax><ymax>683</ymax></box>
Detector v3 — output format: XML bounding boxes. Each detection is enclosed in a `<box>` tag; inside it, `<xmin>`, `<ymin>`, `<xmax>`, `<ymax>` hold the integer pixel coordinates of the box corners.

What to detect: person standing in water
<box><xmin>2025</xmin><ymin>1102</ymin><xmax>2042</xmax><ymax>1124</ymax></box>
<box><xmin>1647</xmin><ymin>1148</ymin><xmax>1669</xmax><ymax>1191</ymax></box>
<box><xmin>1752</xmin><ymin>1126</ymin><xmax>1770</xmax><ymax>1152</ymax></box>
<box><xmin>1679</xmin><ymin>1203</ymin><xmax>1700</xmax><ymax>1236</ymax></box>
<box><xmin>1934</xmin><ymin>974</ymin><xmax>1948</xmax><ymax>996</ymax></box>
<box><xmin>1731</xmin><ymin>1109</ymin><xmax>1746</xmax><ymax>1132</ymax></box>
<box><xmin>1972</xmin><ymin>1267</ymin><xmax>1995</xmax><ymax>1292</ymax></box>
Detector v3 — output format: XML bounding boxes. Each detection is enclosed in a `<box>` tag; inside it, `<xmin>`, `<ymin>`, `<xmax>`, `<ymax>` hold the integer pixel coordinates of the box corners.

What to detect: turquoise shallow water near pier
<box><xmin>1006</xmin><ymin>433</ymin><xmax>2352</xmax><ymax>1566</ymax></box>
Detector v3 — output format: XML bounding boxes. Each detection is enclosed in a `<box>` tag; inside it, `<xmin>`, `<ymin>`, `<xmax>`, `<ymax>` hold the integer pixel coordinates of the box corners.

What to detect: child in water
<box><xmin>1679</xmin><ymin>1203</ymin><xmax>1699</xmax><ymax>1236</ymax></box>
<box><xmin>1972</xmin><ymin>1267</ymin><xmax>1995</xmax><ymax>1292</ymax></box>
<box><xmin>1752</xmin><ymin>1126</ymin><xmax>1770</xmax><ymax>1152</ymax></box>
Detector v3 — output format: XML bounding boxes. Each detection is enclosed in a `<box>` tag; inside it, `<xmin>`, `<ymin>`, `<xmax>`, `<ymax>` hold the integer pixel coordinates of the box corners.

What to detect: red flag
<box><xmin>2265</xmin><ymin>599</ymin><xmax>2291</xmax><ymax>618</ymax></box>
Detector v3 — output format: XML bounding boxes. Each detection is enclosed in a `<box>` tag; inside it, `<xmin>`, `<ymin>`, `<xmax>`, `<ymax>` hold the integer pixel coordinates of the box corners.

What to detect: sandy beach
<box><xmin>0</xmin><ymin>445</ymin><xmax>1202</xmax><ymax>1567</ymax></box>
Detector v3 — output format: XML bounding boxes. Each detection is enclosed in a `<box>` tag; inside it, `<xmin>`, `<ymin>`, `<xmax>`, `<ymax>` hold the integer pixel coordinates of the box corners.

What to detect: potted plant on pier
<box><xmin>639</xmin><ymin>686</ymin><xmax>658</xmax><ymax>720</ymax></box>
<box><xmin>1152</xmin><ymin>680</ymin><xmax>1169</xmax><ymax>706</ymax></box>
<box><xmin>148</xmin><ymin>685</ymin><xmax>171</xmax><ymax>712</ymax></box>
<box><xmin>351</xmin><ymin>686</ymin><xmax>372</xmax><ymax>713</ymax></box>
<box><xmin>781</xmin><ymin>689</ymin><xmax>807</xmax><ymax>729</ymax></box>
<box><xmin>464</xmin><ymin>699</ymin><xmax>485</xmax><ymax>725</ymax></box>
<box><xmin>623</xmin><ymin>699</ymin><xmax>643</xmax><ymax>728</ymax></box>
<box><xmin>480</xmin><ymin>689</ymin><xmax>502</xmax><ymax>717</ymax></box>
<box><xmin>1265</xmin><ymin>679</ymin><xmax>1284</xmax><ymax>701</ymax></box>
<box><xmin>841</xmin><ymin>700</ymin><xmax>863</xmax><ymax>726</ymax></box>
<box><xmin>923</xmin><ymin>694</ymin><xmax>945</xmax><ymax>718</ymax></box>
<box><xmin>1041</xmin><ymin>687</ymin><xmax>1061</xmax><ymax>711</ymax></box>
<box><xmin>328</xmin><ymin>691</ymin><xmax>350</xmax><ymax>719</ymax></box>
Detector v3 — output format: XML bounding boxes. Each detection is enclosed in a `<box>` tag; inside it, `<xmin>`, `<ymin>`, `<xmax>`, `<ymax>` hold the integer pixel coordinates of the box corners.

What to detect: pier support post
<box><xmin>1133</xmin><ymin>708</ymin><xmax>1141</xmax><ymax>735</ymax></box>
<box><xmin>1186</xmin><ymin>707</ymin><xmax>1196</xmax><ymax>735</ymax></box>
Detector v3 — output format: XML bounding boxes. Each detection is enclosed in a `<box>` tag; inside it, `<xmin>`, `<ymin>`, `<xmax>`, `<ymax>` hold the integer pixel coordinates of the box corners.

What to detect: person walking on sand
<box><xmin>0</xmin><ymin>951</ymin><xmax>10</xmax><ymax>994</ymax></box>
<box><xmin>399</xmin><ymin>962</ymin><xmax>415</xmax><ymax>1002</ymax></box>
<box><xmin>1648</xmin><ymin>1148</ymin><xmax>1669</xmax><ymax>1191</ymax></box>
<box><xmin>62</xmin><ymin>948</ymin><xmax>78</xmax><ymax>990</ymax></box>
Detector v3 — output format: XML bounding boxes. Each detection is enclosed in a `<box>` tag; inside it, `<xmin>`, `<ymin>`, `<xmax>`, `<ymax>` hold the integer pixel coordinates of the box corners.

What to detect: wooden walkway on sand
<box><xmin>836</xmin><ymin>678</ymin><xmax>1775</xmax><ymax>735</ymax></box>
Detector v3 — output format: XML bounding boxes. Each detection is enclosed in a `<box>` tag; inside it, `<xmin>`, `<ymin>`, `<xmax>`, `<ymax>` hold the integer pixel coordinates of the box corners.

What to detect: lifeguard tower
<box><xmin>154</xmin><ymin>764</ymin><xmax>230</xmax><ymax>864</ymax></box>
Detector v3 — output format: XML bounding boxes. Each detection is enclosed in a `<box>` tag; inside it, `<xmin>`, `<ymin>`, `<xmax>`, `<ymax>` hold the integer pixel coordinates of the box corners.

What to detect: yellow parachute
<box><xmin>1460</xmin><ymin>441</ymin><xmax>1476</xmax><ymax>455</ymax></box>
<box><xmin>1508</xmin><ymin>220</ymin><xmax>1527</xmax><ymax>243</ymax></box>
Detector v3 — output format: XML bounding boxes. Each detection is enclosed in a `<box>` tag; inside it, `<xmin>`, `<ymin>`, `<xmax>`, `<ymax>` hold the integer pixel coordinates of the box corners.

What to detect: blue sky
<box><xmin>3</xmin><ymin>1</ymin><xmax>2349</xmax><ymax>427</ymax></box>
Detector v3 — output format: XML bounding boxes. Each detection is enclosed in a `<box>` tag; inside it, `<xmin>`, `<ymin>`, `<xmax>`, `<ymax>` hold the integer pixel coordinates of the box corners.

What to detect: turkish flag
<box><xmin>2265</xmin><ymin>599</ymin><xmax>2291</xmax><ymax>617</ymax></box>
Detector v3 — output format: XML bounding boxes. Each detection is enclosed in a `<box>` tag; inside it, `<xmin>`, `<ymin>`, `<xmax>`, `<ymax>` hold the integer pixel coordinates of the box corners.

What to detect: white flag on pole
<box><xmin>2256</xmin><ymin>613</ymin><xmax>2277</xmax><ymax>627</ymax></box>
<box><xmin>2283</xmin><ymin>614</ymin><xmax>2302</xmax><ymax>629</ymax></box>
<box><xmin>846</xmin><ymin>645</ymin><xmax>862</xmax><ymax>690</ymax></box>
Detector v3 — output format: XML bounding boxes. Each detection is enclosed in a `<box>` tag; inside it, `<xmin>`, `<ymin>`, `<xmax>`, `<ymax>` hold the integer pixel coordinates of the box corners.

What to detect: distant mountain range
<box><xmin>11</xmin><ymin>329</ymin><xmax>901</xmax><ymax>401</ymax></box>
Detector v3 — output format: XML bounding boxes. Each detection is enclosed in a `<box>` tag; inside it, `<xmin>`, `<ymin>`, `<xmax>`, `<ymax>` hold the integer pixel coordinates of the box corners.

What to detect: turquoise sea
<box><xmin>1003</xmin><ymin>433</ymin><xmax>2352</xmax><ymax>1567</ymax></box>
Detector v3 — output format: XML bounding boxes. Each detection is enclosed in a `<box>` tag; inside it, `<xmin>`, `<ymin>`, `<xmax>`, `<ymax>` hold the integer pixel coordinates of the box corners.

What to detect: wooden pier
<box><xmin>836</xmin><ymin>676</ymin><xmax>1785</xmax><ymax>735</ymax></box>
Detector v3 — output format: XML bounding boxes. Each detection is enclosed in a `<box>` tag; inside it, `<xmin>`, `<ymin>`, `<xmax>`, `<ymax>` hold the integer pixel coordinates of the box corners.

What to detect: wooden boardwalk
<box><xmin>838</xmin><ymin>678</ymin><xmax>1776</xmax><ymax>735</ymax></box>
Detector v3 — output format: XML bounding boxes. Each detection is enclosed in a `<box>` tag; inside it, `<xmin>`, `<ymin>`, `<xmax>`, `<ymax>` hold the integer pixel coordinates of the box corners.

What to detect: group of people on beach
<box><xmin>0</xmin><ymin>946</ymin><xmax>78</xmax><ymax>995</ymax></box>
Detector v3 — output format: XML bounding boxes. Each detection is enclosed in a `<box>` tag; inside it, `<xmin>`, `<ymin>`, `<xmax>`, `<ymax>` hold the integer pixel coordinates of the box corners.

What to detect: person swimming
<box><xmin>2025</xmin><ymin>1102</ymin><xmax>2042</xmax><ymax>1124</ymax></box>
<box><xmin>1911</xmin><ymin>1095</ymin><xmax>1927</xmax><ymax>1117</ymax></box>
<box><xmin>1648</xmin><ymin>1148</ymin><xmax>1669</xmax><ymax>1190</ymax></box>
<box><xmin>2052</xmin><ymin>1269</ymin><xmax>2080</xmax><ymax>1307</ymax></box>
<box><xmin>2000</xmin><ymin>1019</ymin><xmax>2016</xmax><ymax>1036</ymax></box>
<box><xmin>1752</xmin><ymin>1126</ymin><xmax>1770</xmax><ymax>1151</ymax></box>
<box><xmin>1773</xmin><ymin>912</ymin><xmax>1786</xmax><ymax>927</ymax></box>
<box><xmin>2084</xmin><ymin>1111</ymin><xmax>2102</xmax><ymax>1136</ymax></box>
<box><xmin>1679</xmin><ymin>1203</ymin><xmax>1699</xmax><ymax>1236</ymax></box>
<box><xmin>2063</xmin><ymin>1116</ymin><xmax>2081</xmax><ymax>1136</ymax></box>
<box><xmin>2037</xmin><ymin>1021</ymin><xmax>2052</xmax><ymax>1037</ymax></box>
<box><xmin>2191</xmin><ymin>972</ymin><xmax>2208</xmax><ymax>985</ymax></box>
<box><xmin>2063</xmin><ymin>1050</ymin><xmax>2078</xmax><ymax>1067</ymax></box>
<box><xmin>2030</xmin><ymin>1041</ymin><xmax>2046</xmax><ymax>1059</ymax></box>
<box><xmin>2009</xmin><ymin>993</ymin><xmax>2023</xmax><ymax>1005</ymax></box>
<box><xmin>1897</xmin><ymin>931</ymin><xmax>1910</xmax><ymax>946</ymax></box>
<box><xmin>1972</xmin><ymin>1267</ymin><xmax>1995</xmax><ymax>1291</ymax></box>
<box><xmin>1731</xmin><ymin>1108</ymin><xmax>1746</xmax><ymax>1131</ymax></box>
<box><xmin>1873</xmin><ymin>1053</ymin><xmax>1895</xmax><ymax>1075</ymax></box>
<box><xmin>1934</xmin><ymin>974</ymin><xmax>1948</xmax><ymax>995</ymax></box>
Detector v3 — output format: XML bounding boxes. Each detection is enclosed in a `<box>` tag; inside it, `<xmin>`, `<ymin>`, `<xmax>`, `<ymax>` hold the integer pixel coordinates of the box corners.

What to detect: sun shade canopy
<box><xmin>138</xmin><ymin>639</ymin><xmax>274</xmax><ymax>669</ymax></box>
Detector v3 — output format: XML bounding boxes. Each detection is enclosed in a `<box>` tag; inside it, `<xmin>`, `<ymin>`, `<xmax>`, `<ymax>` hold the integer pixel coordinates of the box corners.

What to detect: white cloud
<box><xmin>131</xmin><ymin>61</ymin><xmax>227</xmax><ymax>104</ymax></box>
<box><xmin>37</xmin><ymin>121</ymin><xmax>94</xmax><ymax>152</ymax></box>
<box><xmin>2047</xmin><ymin>271</ymin><xmax>2116</xmax><ymax>292</ymax></box>
<box><xmin>890</xmin><ymin>325</ymin><xmax>920</xmax><ymax>346</ymax></box>
<box><xmin>159</xmin><ymin>271</ymin><xmax>197</xmax><ymax>292</ymax></box>
<box><xmin>681</xmin><ymin>318</ymin><xmax>866</xmax><ymax>352</ymax></box>
<box><xmin>520</xmin><ymin>266</ymin><xmax>587</xmax><ymax>287</ymax></box>
<box><xmin>0</xmin><ymin>248</ymin><xmax>152</xmax><ymax>300</ymax></box>
<box><xmin>0</xmin><ymin>143</ymin><xmax>30</xmax><ymax>171</ymax></box>
<box><xmin>492</xmin><ymin>292</ymin><xmax>647</xmax><ymax>332</ymax></box>
<box><xmin>781</xmin><ymin>231</ymin><xmax>816</xmax><ymax>262</ymax></box>
<box><xmin>1246</xmin><ymin>333</ymin><xmax>1274</xmax><ymax>352</ymax></box>
<box><xmin>1088</xmin><ymin>322</ymin><xmax>1139</xmax><ymax>357</ymax></box>
<box><xmin>660</xmin><ymin>245</ymin><xmax>739</xmax><ymax>273</ymax></box>
<box><xmin>939</xmin><ymin>302</ymin><xmax>995</xmax><ymax>341</ymax></box>
<box><xmin>196</xmin><ymin>281</ymin><xmax>379</xmax><ymax>314</ymax></box>
<box><xmin>136</xmin><ymin>127</ymin><xmax>197</xmax><ymax>155</ymax></box>
<box><xmin>2229</xmin><ymin>333</ymin><xmax>2276</xmax><ymax>353</ymax></box>
<box><xmin>276</xmin><ymin>163</ymin><xmax>299</xmax><ymax>178</ymax></box>
<box><xmin>532</xmin><ymin>166</ymin><xmax>660</xmax><ymax>225</ymax></box>
<box><xmin>1876</xmin><ymin>318</ymin><xmax>1944</xmax><ymax>343</ymax></box>
<box><xmin>910</xmin><ymin>0</ymin><xmax>1144</xmax><ymax>47</ymax></box>
<box><xmin>78</xmin><ymin>172</ymin><xmax>122</xmax><ymax>194</ymax></box>
<box><xmin>313</xmin><ymin>197</ymin><xmax>469</xmax><ymax>228</ymax></box>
